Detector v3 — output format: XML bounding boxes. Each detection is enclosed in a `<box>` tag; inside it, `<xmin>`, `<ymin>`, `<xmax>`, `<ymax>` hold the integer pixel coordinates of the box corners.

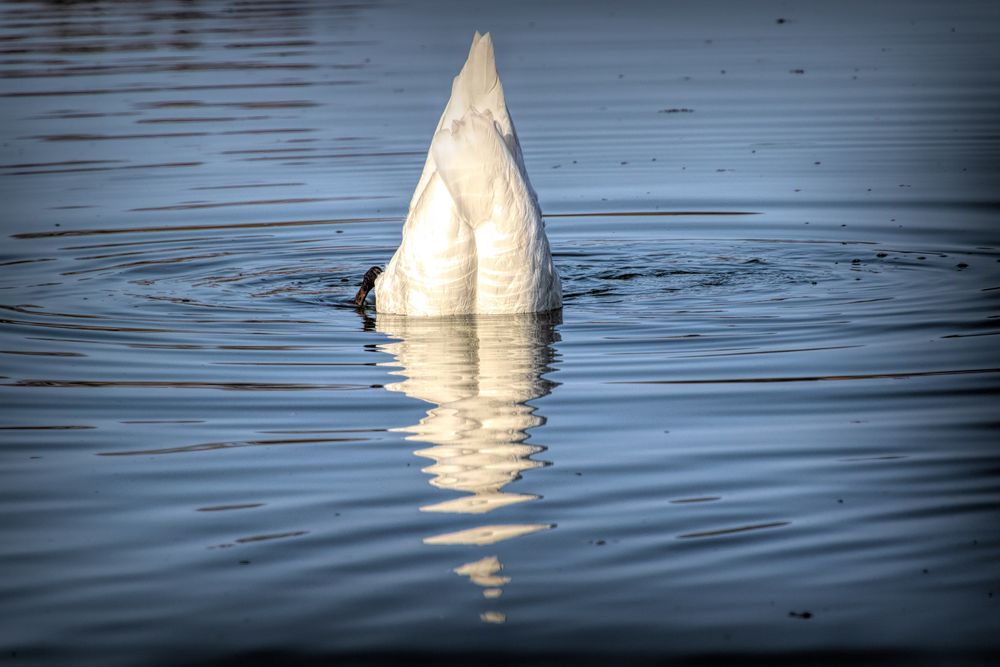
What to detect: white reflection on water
<box><xmin>375</xmin><ymin>312</ymin><xmax>560</xmax><ymax>612</ymax></box>
<box><xmin>376</xmin><ymin>311</ymin><xmax>559</xmax><ymax>526</ymax></box>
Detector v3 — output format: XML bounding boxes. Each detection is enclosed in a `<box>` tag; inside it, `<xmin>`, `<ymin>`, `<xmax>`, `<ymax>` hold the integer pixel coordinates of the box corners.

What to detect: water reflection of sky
<box><xmin>1</xmin><ymin>0</ymin><xmax>999</xmax><ymax>663</ymax></box>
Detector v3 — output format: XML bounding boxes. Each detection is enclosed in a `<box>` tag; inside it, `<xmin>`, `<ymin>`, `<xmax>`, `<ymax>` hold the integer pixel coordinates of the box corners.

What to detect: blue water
<box><xmin>1</xmin><ymin>1</ymin><xmax>998</xmax><ymax>664</ymax></box>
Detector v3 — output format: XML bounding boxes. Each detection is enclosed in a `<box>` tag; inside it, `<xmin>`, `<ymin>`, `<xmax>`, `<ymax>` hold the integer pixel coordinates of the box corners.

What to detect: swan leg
<box><xmin>354</xmin><ymin>266</ymin><xmax>383</xmax><ymax>306</ymax></box>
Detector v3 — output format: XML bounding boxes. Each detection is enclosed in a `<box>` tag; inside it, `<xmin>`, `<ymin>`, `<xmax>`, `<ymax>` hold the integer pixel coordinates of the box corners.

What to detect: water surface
<box><xmin>1</xmin><ymin>1</ymin><xmax>999</xmax><ymax>664</ymax></box>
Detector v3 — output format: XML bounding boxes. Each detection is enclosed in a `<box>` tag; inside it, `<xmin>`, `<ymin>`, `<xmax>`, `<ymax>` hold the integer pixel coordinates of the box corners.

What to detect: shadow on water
<box><xmin>373</xmin><ymin>310</ymin><xmax>561</xmax><ymax>621</ymax></box>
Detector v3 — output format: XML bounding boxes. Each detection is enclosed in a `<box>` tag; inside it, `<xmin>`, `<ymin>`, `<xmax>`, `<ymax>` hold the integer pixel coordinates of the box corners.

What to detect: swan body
<box><xmin>373</xmin><ymin>32</ymin><xmax>561</xmax><ymax>316</ymax></box>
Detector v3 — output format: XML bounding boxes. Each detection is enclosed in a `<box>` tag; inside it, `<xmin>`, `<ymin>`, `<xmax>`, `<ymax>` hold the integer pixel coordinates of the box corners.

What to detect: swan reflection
<box><xmin>375</xmin><ymin>312</ymin><xmax>560</xmax><ymax>611</ymax></box>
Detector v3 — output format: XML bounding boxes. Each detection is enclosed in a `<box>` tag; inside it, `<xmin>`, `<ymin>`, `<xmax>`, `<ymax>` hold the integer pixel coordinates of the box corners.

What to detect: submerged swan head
<box><xmin>354</xmin><ymin>32</ymin><xmax>561</xmax><ymax>315</ymax></box>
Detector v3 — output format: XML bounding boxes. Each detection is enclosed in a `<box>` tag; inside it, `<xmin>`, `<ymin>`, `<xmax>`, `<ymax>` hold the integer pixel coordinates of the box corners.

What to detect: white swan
<box><xmin>355</xmin><ymin>32</ymin><xmax>561</xmax><ymax>315</ymax></box>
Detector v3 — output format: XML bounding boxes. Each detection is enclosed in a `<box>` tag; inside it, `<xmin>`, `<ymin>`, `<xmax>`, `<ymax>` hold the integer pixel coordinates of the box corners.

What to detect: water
<box><xmin>2</xmin><ymin>1</ymin><xmax>999</xmax><ymax>664</ymax></box>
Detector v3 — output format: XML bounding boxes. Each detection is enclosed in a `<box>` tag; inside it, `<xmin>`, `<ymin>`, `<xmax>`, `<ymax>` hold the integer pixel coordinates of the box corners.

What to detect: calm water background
<box><xmin>1</xmin><ymin>0</ymin><xmax>999</xmax><ymax>664</ymax></box>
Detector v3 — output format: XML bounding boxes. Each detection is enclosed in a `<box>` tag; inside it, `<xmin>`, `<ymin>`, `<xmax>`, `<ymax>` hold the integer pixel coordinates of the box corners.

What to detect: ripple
<box><xmin>545</xmin><ymin>210</ymin><xmax>759</xmax><ymax>218</ymax></box>
<box><xmin>0</xmin><ymin>81</ymin><xmax>359</xmax><ymax>98</ymax></box>
<box><xmin>16</xmin><ymin>380</ymin><xmax>376</xmax><ymax>391</ymax></box>
<box><xmin>678</xmin><ymin>521</ymin><xmax>790</xmax><ymax>539</ymax></box>
<box><xmin>129</xmin><ymin>197</ymin><xmax>356</xmax><ymax>212</ymax></box>
<box><xmin>0</xmin><ymin>349</ymin><xmax>84</xmax><ymax>357</ymax></box>
<box><xmin>670</xmin><ymin>496</ymin><xmax>722</xmax><ymax>504</ymax></box>
<box><xmin>12</xmin><ymin>216</ymin><xmax>395</xmax><ymax>239</ymax></box>
<box><xmin>3</xmin><ymin>161</ymin><xmax>202</xmax><ymax>176</ymax></box>
<box><xmin>0</xmin><ymin>424</ymin><xmax>94</xmax><ymax>430</ymax></box>
<box><xmin>234</xmin><ymin>530</ymin><xmax>308</xmax><ymax>544</ymax></box>
<box><xmin>612</xmin><ymin>367</ymin><xmax>1000</xmax><ymax>384</ymax></box>
<box><xmin>196</xmin><ymin>503</ymin><xmax>264</xmax><ymax>512</ymax></box>
<box><xmin>98</xmin><ymin>435</ymin><xmax>370</xmax><ymax>457</ymax></box>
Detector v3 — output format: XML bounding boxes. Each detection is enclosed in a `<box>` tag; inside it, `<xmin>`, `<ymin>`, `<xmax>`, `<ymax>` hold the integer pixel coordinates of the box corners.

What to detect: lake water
<box><xmin>1</xmin><ymin>1</ymin><xmax>999</xmax><ymax>664</ymax></box>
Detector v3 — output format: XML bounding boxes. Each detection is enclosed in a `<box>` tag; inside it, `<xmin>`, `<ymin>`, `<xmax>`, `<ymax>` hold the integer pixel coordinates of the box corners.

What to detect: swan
<box><xmin>354</xmin><ymin>32</ymin><xmax>561</xmax><ymax>315</ymax></box>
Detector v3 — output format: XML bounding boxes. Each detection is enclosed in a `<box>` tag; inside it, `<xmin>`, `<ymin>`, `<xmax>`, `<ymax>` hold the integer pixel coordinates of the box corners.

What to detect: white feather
<box><xmin>374</xmin><ymin>32</ymin><xmax>561</xmax><ymax>315</ymax></box>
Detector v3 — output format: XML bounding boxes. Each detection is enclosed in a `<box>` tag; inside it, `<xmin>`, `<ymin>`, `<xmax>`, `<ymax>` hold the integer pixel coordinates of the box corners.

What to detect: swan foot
<box><xmin>354</xmin><ymin>266</ymin><xmax>382</xmax><ymax>307</ymax></box>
